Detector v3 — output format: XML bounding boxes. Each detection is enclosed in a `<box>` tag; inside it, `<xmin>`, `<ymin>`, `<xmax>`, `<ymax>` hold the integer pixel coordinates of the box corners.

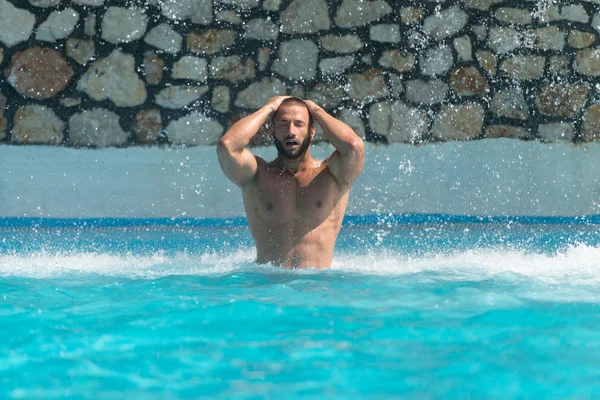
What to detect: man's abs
<box><xmin>250</xmin><ymin>219</ymin><xmax>340</xmax><ymax>269</ymax></box>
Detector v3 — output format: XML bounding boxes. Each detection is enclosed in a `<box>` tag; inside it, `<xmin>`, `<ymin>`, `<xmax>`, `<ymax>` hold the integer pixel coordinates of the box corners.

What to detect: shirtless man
<box><xmin>217</xmin><ymin>96</ymin><xmax>364</xmax><ymax>269</ymax></box>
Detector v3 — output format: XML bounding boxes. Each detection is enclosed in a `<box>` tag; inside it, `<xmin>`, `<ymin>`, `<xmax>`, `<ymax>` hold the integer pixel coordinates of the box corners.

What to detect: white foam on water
<box><xmin>0</xmin><ymin>248</ymin><xmax>257</xmax><ymax>279</ymax></box>
<box><xmin>334</xmin><ymin>244</ymin><xmax>600</xmax><ymax>284</ymax></box>
<box><xmin>2</xmin><ymin>244</ymin><xmax>600</xmax><ymax>286</ymax></box>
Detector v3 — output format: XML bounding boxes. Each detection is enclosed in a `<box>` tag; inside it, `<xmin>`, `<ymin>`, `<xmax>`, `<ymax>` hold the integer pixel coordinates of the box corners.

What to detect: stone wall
<box><xmin>1</xmin><ymin>0</ymin><xmax>600</xmax><ymax>147</ymax></box>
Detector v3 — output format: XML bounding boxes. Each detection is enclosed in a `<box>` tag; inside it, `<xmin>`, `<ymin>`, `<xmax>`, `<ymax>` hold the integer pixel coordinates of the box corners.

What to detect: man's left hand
<box><xmin>303</xmin><ymin>99</ymin><xmax>322</xmax><ymax>114</ymax></box>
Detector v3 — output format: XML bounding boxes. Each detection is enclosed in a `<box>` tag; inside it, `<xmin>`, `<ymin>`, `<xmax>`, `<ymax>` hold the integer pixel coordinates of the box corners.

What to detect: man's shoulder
<box><xmin>254</xmin><ymin>155</ymin><xmax>268</xmax><ymax>166</ymax></box>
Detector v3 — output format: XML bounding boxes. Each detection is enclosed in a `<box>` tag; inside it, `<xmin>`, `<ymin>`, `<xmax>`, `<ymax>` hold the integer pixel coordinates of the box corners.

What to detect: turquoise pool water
<box><xmin>2</xmin><ymin>216</ymin><xmax>600</xmax><ymax>399</ymax></box>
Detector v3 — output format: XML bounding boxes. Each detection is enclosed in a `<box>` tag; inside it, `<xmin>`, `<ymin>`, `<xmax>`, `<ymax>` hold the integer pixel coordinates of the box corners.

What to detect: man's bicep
<box><xmin>328</xmin><ymin>146</ymin><xmax>365</xmax><ymax>187</ymax></box>
<box><xmin>217</xmin><ymin>145</ymin><xmax>258</xmax><ymax>186</ymax></box>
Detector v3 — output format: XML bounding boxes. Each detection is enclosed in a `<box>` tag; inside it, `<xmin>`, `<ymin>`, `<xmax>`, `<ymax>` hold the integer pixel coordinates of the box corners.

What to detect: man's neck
<box><xmin>275</xmin><ymin>151</ymin><xmax>314</xmax><ymax>174</ymax></box>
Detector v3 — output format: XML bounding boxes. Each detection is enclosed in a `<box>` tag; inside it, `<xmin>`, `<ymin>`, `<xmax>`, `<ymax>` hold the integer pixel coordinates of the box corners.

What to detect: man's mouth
<box><xmin>284</xmin><ymin>138</ymin><xmax>299</xmax><ymax>148</ymax></box>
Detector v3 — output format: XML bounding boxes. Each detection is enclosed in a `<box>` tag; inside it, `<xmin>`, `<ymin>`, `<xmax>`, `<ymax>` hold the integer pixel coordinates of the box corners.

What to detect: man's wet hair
<box><xmin>272</xmin><ymin>97</ymin><xmax>314</xmax><ymax>129</ymax></box>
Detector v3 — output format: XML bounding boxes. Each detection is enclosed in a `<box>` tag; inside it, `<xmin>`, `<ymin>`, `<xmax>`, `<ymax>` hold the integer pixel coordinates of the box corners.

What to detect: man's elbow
<box><xmin>217</xmin><ymin>136</ymin><xmax>234</xmax><ymax>154</ymax></box>
<box><xmin>349</xmin><ymin>136</ymin><xmax>365</xmax><ymax>158</ymax></box>
<box><xmin>217</xmin><ymin>136</ymin><xmax>228</xmax><ymax>148</ymax></box>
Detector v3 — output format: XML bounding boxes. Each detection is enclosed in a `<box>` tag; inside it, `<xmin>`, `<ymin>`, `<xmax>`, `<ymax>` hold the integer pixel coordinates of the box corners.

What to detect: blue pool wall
<box><xmin>2</xmin><ymin>140</ymin><xmax>599</xmax><ymax>220</ymax></box>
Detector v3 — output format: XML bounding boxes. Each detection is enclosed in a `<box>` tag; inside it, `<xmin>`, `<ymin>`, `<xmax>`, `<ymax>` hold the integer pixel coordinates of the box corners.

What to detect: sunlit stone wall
<box><xmin>1</xmin><ymin>0</ymin><xmax>600</xmax><ymax>147</ymax></box>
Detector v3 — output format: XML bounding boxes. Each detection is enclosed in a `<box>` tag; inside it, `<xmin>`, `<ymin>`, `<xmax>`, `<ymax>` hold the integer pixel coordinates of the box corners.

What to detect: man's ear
<box><xmin>310</xmin><ymin>124</ymin><xmax>316</xmax><ymax>139</ymax></box>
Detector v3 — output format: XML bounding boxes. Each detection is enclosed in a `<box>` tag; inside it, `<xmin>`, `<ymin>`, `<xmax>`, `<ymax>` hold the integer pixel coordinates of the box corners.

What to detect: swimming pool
<box><xmin>2</xmin><ymin>216</ymin><xmax>600</xmax><ymax>398</ymax></box>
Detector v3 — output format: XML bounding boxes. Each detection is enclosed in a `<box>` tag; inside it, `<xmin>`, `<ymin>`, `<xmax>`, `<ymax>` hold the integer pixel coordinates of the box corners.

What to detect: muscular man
<box><xmin>217</xmin><ymin>97</ymin><xmax>364</xmax><ymax>269</ymax></box>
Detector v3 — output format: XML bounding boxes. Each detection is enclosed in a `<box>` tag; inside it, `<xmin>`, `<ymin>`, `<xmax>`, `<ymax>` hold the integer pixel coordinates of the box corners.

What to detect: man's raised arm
<box><xmin>304</xmin><ymin>100</ymin><xmax>365</xmax><ymax>187</ymax></box>
<box><xmin>217</xmin><ymin>96</ymin><xmax>289</xmax><ymax>187</ymax></box>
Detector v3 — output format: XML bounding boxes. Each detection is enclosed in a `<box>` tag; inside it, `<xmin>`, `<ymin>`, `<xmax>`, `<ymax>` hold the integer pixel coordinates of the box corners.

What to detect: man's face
<box><xmin>272</xmin><ymin>104</ymin><xmax>314</xmax><ymax>159</ymax></box>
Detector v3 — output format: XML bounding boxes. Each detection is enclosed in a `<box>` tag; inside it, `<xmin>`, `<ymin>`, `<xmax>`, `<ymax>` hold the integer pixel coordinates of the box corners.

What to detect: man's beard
<box><xmin>274</xmin><ymin>133</ymin><xmax>312</xmax><ymax>159</ymax></box>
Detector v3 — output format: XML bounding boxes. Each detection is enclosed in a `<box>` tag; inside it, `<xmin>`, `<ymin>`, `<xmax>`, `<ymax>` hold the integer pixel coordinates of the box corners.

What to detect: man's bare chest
<box><xmin>244</xmin><ymin>170</ymin><xmax>342</xmax><ymax>225</ymax></box>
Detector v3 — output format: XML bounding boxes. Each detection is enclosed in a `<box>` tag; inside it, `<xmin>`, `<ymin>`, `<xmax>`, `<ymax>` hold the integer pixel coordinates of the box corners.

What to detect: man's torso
<box><xmin>241</xmin><ymin>156</ymin><xmax>349</xmax><ymax>268</ymax></box>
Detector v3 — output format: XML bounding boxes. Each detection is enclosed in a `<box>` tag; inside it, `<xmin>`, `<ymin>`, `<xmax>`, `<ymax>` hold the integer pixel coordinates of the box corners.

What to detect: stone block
<box><xmin>133</xmin><ymin>109</ymin><xmax>162</xmax><ymax>144</ymax></box>
<box><xmin>472</xmin><ymin>25</ymin><xmax>487</xmax><ymax>42</ymax></box>
<box><xmin>405</xmin><ymin>79</ymin><xmax>448</xmax><ymax>105</ymax></box>
<box><xmin>500</xmin><ymin>55</ymin><xmax>545</xmax><ymax>80</ymax></box>
<box><xmin>263</xmin><ymin>0</ymin><xmax>281</xmax><ymax>10</ymax></box>
<box><xmin>369</xmin><ymin>101</ymin><xmax>429</xmax><ymax>143</ymax></box>
<box><xmin>144</xmin><ymin>52</ymin><xmax>164</xmax><ymax>86</ymax></box>
<box><xmin>0</xmin><ymin>92</ymin><xmax>5</xmax><ymax>117</ymax></box>
<box><xmin>538</xmin><ymin>123</ymin><xmax>575</xmax><ymax>142</ymax></box>
<box><xmin>0</xmin><ymin>117</ymin><xmax>6</xmax><ymax>140</ymax></box>
<box><xmin>210</xmin><ymin>56</ymin><xmax>256</xmax><ymax>84</ymax></box>
<box><xmin>400</xmin><ymin>7</ymin><xmax>423</xmax><ymax>25</ymax></box>
<box><xmin>549</xmin><ymin>55</ymin><xmax>570</xmax><ymax>76</ymax></box>
<box><xmin>488</xmin><ymin>27</ymin><xmax>522</xmax><ymax>54</ymax></box>
<box><xmin>463</xmin><ymin>0</ymin><xmax>503</xmax><ymax>11</ymax></box>
<box><xmin>29</xmin><ymin>0</ymin><xmax>61</xmax><ymax>7</ymax></box>
<box><xmin>65</xmin><ymin>38</ymin><xmax>95</xmax><ymax>66</ymax></box>
<box><xmin>216</xmin><ymin>11</ymin><xmax>242</xmax><ymax>24</ymax></box>
<box><xmin>77</xmin><ymin>50</ymin><xmax>147</xmax><ymax>107</ymax></box>
<box><xmin>218</xmin><ymin>0</ymin><xmax>260</xmax><ymax>9</ymax></box>
<box><xmin>5</xmin><ymin>47</ymin><xmax>74</xmax><ymax>100</ymax></box>
<box><xmin>12</xmin><ymin>105</ymin><xmax>64</xmax><ymax>145</ymax></box>
<box><xmin>69</xmin><ymin>108</ymin><xmax>129</xmax><ymax>147</ymax></box>
<box><xmin>483</xmin><ymin>124</ymin><xmax>532</xmax><ymax>139</ymax></box>
<box><xmin>574</xmin><ymin>47</ymin><xmax>600</xmax><ymax>76</ymax></box>
<box><xmin>73</xmin><ymin>0</ymin><xmax>104</xmax><ymax>5</ymax></box>
<box><xmin>432</xmin><ymin>103</ymin><xmax>485</xmax><ymax>141</ymax></box>
<box><xmin>319</xmin><ymin>56</ymin><xmax>355</xmax><ymax>76</ymax></box>
<box><xmin>187</xmin><ymin>30</ymin><xmax>236</xmax><ymax>55</ymax></box>
<box><xmin>244</xmin><ymin>19</ymin><xmax>279</xmax><ymax>40</ymax></box>
<box><xmin>160</xmin><ymin>0</ymin><xmax>213</xmax><ymax>24</ymax></box>
<box><xmin>102</xmin><ymin>7</ymin><xmax>148</xmax><ymax>44</ymax></box>
<box><xmin>370</xmin><ymin>24</ymin><xmax>401</xmax><ymax>43</ymax></box>
<box><xmin>59</xmin><ymin>97</ymin><xmax>82</xmax><ymax>107</ymax></box>
<box><xmin>454</xmin><ymin>36</ymin><xmax>472</xmax><ymax>62</ymax></box>
<box><xmin>166</xmin><ymin>111</ymin><xmax>223</xmax><ymax>146</ymax></box>
<box><xmin>530</xmin><ymin>26</ymin><xmax>565</xmax><ymax>51</ymax></box>
<box><xmin>258</xmin><ymin>48</ymin><xmax>271</xmax><ymax>71</ymax></box>
<box><xmin>568</xmin><ymin>30</ymin><xmax>596</xmax><ymax>49</ymax></box>
<box><xmin>0</xmin><ymin>0</ymin><xmax>35</xmax><ymax>47</ymax></box>
<box><xmin>280</xmin><ymin>0</ymin><xmax>330</xmax><ymax>34</ymax></box>
<box><xmin>346</xmin><ymin>69</ymin><xmax>388</xmax><ymax>103</ymax></box>
<box><xmin>536</xmin><ymin>83</ymin><xmax>589</xmax><ymax>118</ymax></box>
<box><xmin>423</xmin><ymin>6</ymin><xmax>468</xmax><ymax>41</ymax></box>
<box><xmin>144</xmin><ymin>24</ymin><xmax>183</xmax><ymax>54</ymax></box>
<box><xmin>491</xmin><ymin>89</ymin><xmax>529</xmax><ymax>120</ymax></box>
<box><xmin>272</xmin><ymin>39</ymin><xmax>318</xmax><ymax>81</ymax></box>
<box><xmin>378</xmin><ymin>50</ymin><xmax>415</xmax><ymax>73</ymax></box>
<box><xmin>388</xmin><ymin>74</ymin><xmax>404</xmax><ymax>98</ymax></box>
<box><xmin>320</xmin><ymin>34</ymin><xmax>363</xmax><ymax>53</ymax></box>
<box><xmin>494</xmin><ymin>7</ymin><xmax>532</xmax><ymax>25</ymax></box>
<box><xmin>234</xmin><ymin>78</ymin><xmax>287</xmax><ymax>109</ymax></box>
<box><xmin>421</xmin><ymin>45</ymin><xmax>454</xmax><ymax>77</ymax></box>
<box><xmin>36</xmin><ymin>8</ymin><xmax>79</xmax><ymax>42</ymax></box>
<box><xmin>84</xmin><ymin>14</ymin><xmax>96</xmax><ymax>37</ymax></box>
<box><xmin>172</xmin><ymin>56</ymin><xmax>208</xmax><ymax>82</ymax></box>
<box><xmin>540</xmin><ymin>5</ymin><xmax>588</xmax><ymax>23</ymax></box>
<box><xmin>334</xmin><ymin>0</ymin><xmax>392</xmax><ymax>28</ymax></box>
<box><xmin>583</xmin><ymin>102</ymin><xmax>600</xmax><ymax>141</ymax></box>
<box><xmin>337</xmin><ymin>108</ymin><xmax>366</xmax><ymax>139</ymax></box>
<box><xmin>212</xmin><ymin>86</ymin><xmax>231</xmax><ymax>113</ymax></box>
<box><xmin>308</xmin><ymin>83</ymin><xmax>346</xmax><ymax>109</ymax></box>
<box><xmin>475</xmin><ymin>50</ymin><xmax>497</xmax><ymax>77</ymax></box>
<box><xmin>449</xmin><ymin>67</ymin><xmax>489</xmax><ymax>96</ymax></box>
<box><xmin>155</xmin><ymin>86</ymin><xmax>209</xmax><ymax>109</ymax></box>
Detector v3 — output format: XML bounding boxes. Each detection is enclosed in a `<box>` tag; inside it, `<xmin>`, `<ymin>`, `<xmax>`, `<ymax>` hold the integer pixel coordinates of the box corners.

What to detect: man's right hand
<box><xmin>265</xmin><ymin>96</ymin><xmax>291</xmax><ymax>113</ymax></box>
